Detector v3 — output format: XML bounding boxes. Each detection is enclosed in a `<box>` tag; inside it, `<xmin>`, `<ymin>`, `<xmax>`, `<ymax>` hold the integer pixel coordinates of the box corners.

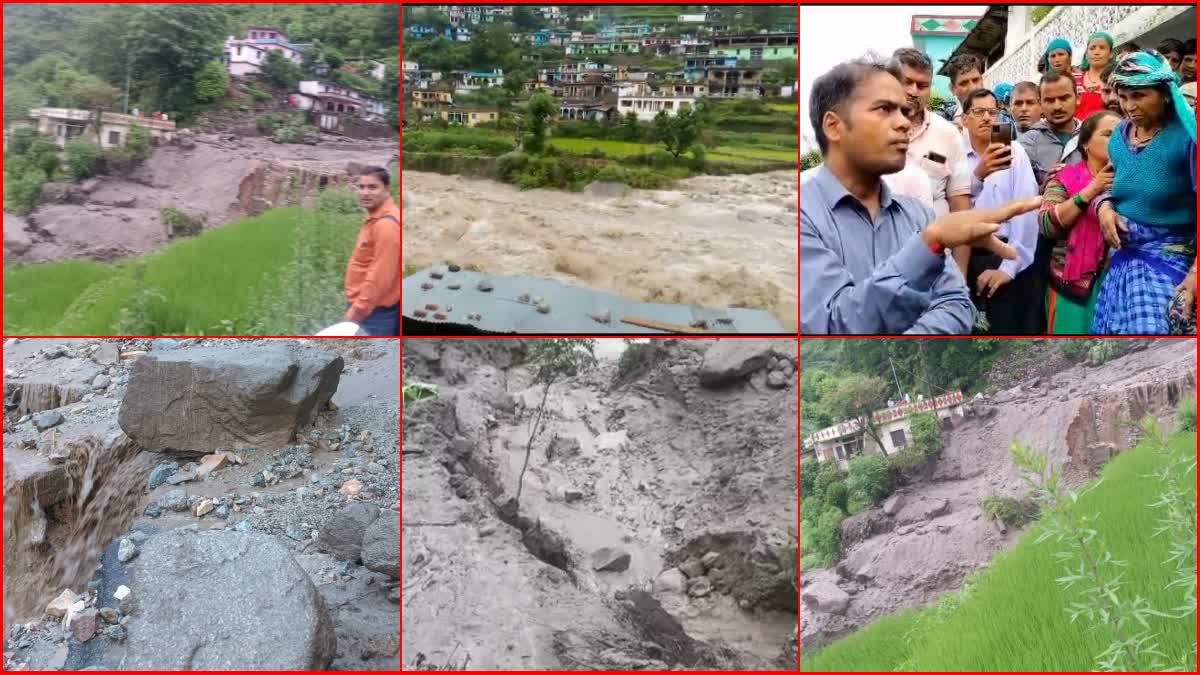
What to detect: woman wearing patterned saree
<box><xmin>1091</xmin><ymin>50</ymin><xmax>1198</xmax><ymax>334</ymax></box>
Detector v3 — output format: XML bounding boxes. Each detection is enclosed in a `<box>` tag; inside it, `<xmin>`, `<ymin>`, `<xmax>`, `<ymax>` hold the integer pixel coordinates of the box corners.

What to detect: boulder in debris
<box><xmin>118</xmin><ymin>345</ymin><xmax>342</xmax><ymax>455</ymax></box>
<box><xmin>591</xmin><ymin>547</ymin><xmax>632</xmax><ymax>573</ymax></box>
<box><xmin>801</xmin><ymin>580</ymin><xmax>850</xmax><ymax>615</ymax></box>
<box><xmin>882</xmin><ymin>493</ymin><xmax>906</xmax><ymax>517</ymax></box>
<box><xmin>361</xmin><ymin>510</ymin><xmax>400</xmax><ymax>579</ymax></box>
<box><xmin>120</xmin><ymin>529</ymin><xmax>335</xmax><ymax>669</ymax></box>
<box><xmin>699</xmin><ymin>340</ymin><xmax>774</xmax><ymax>387</ymax></box>
<box><xmin>653</xmin><ymin>568</ymin><xmax>686</xmax><ymax>594</ymax></box>
<box><xmin>317</xmin><ymin>502</ymin><xmax>381</xmax><ymax>563</ymax></box>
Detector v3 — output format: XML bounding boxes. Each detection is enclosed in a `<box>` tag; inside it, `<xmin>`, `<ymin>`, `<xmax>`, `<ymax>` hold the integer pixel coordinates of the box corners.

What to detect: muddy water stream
<box><xmin>4</xmin><ymin>435</ymin><xmax>155</xmax><ymax>627</ymax></box>
<box><xmin>401</xmin><ymin>171</ymin><xmax>798</xmax><ymax>330</ymax></box>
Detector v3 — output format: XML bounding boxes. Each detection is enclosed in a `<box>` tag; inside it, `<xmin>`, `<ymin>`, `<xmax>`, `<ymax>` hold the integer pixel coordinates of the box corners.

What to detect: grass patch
<box><xmin>802</xmin><ymin>432</ymin><xmax>1198</xmax><ymax>672</ymax></box>
<box><xmin>549</xmin><ymin>137</ymin><xmax>657</xmax><ymax>158</ymax></box>
<box><xmin>767</xmin><ymin>102</ymin><xmax>798</xmax><ymax>113</ymax></box>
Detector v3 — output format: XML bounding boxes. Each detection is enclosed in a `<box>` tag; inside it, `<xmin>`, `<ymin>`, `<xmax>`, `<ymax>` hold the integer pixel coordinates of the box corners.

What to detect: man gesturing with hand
<box><xmin>801</xmin><ymin>58</ymin><xmax>1042</xmax><ymax>334</ymax></box>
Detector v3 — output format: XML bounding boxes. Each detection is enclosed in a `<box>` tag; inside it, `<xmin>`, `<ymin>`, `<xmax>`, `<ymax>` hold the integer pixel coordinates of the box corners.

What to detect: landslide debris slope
<box><xmin>801</xmin><ymin>338</ymin><xmax>1197</xmax><ymax>651</ymax></box>
<box><xmin>402</xmin><ymin>338</ymin><xmax>799</xmax><ymax>670</ymax></box>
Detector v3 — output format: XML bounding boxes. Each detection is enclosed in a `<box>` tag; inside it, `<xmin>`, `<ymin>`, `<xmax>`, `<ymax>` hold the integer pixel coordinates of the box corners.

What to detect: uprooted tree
<box><xmin>515</xmin><ymin>338</ymin><xmax>597</xmax><ymax>508</ymax></box>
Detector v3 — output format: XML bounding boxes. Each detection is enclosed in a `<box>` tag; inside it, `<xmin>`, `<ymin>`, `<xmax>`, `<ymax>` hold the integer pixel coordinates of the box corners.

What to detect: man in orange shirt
<box><xmin>345</xmin><ymin>166</ymin><xmax>400</xmax><ymax>335</ymax></box>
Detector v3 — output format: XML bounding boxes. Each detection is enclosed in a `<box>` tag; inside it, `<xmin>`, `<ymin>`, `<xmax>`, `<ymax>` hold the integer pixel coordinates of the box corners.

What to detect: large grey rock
<box><xmin>360</xmin><ymin>509</ymin><xmax>399</xmax><ymax>579</ymax></box>
<box><xmin>118</xmin><ymin>345</ymin><xmax>342</xmax><ymax>455</ymax></box>
<box><xmin>699</xmin><ymin>339</ymin><xmax>774</xmax><ymax>387</ymax></box>
<box><xmin>591</xmin><ymin>547</ymin><xmax>632</xmax><ymax>573</ymax></box>
<box><xmin>119</xmin><ymin>529</ymin><xmax>335</xmax><ymax>669</ymax></box>
<box><xmin>653</xmin><ymin>568</ymin><xmax>686</xmax><ymax>594</ymax></box>
<box><xmin>316</xmin><ymin>503</ymin><xmax>381</xmax><ymax>562</ymax></box>
<box><xmin>801</xmin><ymin>580</ymin><xmax>850</xmax><ymax>615</ymax></box>
<box><xmin>32</xmin><ymin>410</ymin><xmax>65</xmax><ymax>431</ymax></box>
<box><xmin>882</xmin><ymin>494</ymin><xmax>906</xmax><ymax>517</ymax></box>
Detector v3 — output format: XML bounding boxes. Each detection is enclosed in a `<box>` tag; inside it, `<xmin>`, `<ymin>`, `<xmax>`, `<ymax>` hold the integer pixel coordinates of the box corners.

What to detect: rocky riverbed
<box><xmin>2</xmin><ymin>337</ymin><xmax>400</xmax><ymax>671</ymax></box>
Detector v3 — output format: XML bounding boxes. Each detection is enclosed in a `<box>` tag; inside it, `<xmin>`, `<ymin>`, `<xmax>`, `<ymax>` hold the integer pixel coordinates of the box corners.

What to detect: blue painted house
<box><xmin>598</xmin><ymin>24</ymin><xmax>652</xmax><ymax>39</ymax></box>
<box><xmin>406</xmin><ymin>24</ymin><xmax>438</xmax><ymax>38</ymax></box>
<box><xmin>684</xmin><ymin>55</ymin><xmax>739</xmax><ymax>81</ymax></box>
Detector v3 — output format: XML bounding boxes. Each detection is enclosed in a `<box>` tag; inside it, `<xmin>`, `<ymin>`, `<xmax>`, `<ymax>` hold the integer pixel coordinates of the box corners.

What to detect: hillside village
<box><xmin>10</xmin><ymin>24</ymin><xmax>394</xmax><ymax>155</ymax></box>
<box><xmin>403</xmin><ymin>5</ymin><xmax>797</xmax><ymax>127</ymax></box>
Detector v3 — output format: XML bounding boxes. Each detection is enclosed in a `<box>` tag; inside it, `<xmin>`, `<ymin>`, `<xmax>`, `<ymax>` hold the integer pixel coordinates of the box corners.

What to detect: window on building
<box><xmin>890</xmin><ymin>429</ymin><xmax>908</xmax><ymax>449</ymax></box>
<box><xmin>108</xmin><ymin>130</ymin><xmax>120</xmax><ymax>146</ymax></box>
<box><xmin>237</xmin><ymin>46</ymin><xmax>242</xmax><ymax>56</ymax></box>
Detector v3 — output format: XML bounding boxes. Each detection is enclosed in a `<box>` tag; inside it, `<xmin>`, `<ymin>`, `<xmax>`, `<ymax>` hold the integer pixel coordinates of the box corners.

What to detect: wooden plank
<box><xmin>619</xmin><ymin>316</ymin><xmax>713</xmax><ymax>334</ymax></box>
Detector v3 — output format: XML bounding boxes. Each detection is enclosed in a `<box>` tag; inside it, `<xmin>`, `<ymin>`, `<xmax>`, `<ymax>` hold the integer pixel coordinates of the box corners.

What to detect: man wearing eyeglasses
<box><xmin>960</xmin><ymin>88</ymin><xmax>1042</xmax><ymax>334</ymax></box>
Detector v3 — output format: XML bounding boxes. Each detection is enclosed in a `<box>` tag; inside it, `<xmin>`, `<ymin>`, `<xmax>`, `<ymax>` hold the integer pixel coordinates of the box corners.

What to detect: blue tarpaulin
<box><xmin>403</xmin><ymin>265</ymin><xmax>789</xmax><ymax>334</ymax></box>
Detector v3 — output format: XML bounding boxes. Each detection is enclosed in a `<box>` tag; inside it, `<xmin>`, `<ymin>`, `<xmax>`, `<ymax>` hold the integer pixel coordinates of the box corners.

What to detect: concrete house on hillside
<box><xmin>810</xmin><ymin>391</ymin><xmax>965</xmax><ymax>469</ymax></box>
<box><xmin>22</xmin><ymin>108</ymin><xmax>176</xmax><ymax>149</ymax></box>
<box><xmin>295</xmin><ymin>80</ymin><xmax>384</xmax><ymax>117</ymax></box>
<box><xmin>223</xmin><ymin>26</ymin><xmax>310</xmax><ymax>77</ymax></box>
<box><xmin>707</xmin><ymin>67</ymin><xmax>764</xmax><ymax>98</ymax></box>
<box><xmin>710</xmin><ymin>32</ymin><xmax>799</xmax><ymax>60</ymax></box>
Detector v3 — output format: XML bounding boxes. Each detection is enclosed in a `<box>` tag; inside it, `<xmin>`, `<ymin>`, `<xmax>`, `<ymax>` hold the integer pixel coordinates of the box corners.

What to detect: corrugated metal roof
<box><xmin>403</xmin><ymin>266</ymin><xmax>789</xmax><ymax>335</ymax></box>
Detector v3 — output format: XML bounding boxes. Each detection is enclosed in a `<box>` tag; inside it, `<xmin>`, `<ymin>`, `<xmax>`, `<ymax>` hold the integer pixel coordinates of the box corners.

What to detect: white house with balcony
<box><xmin>810</xmin><ymin>391</ymin><xmax>965</xmax><ymax>469</ymax></box>
<box><xmin>223</xmin><ymin>26</ymin><xmax>310</xmax><ymax>77</ymax></box>
<box><xmin>617</xmin><ymin>93</ymin><xmax>698</xmax><ymax>121</ymax></box>
<box><xmin>25</xmin><ymin>108</ymin><xmax>176</xmax><ymax>149</ymax></box>
<box><xmin>294</xmin><ymin>80</ymin><xmax>385</xmax><ymax>122</ymax></box>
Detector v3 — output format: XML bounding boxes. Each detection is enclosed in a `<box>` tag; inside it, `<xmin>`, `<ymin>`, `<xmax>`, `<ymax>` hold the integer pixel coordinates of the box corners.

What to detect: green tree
<box><xmin>813</xmin><ymin>460</ymin><xmax>843</xmax><ymax>501</ymax></box>
<box><xmin>619</xmin><ymin>110</ymin><xmax>642</xmax><ymax>141</ymax></box>
<box><xmin>513</xmin><ymin>6</ymin><xmax>541</xmax><ymax>31</ymax></box>
<box><xmin>125</xmin><ymin>124</ymin><xmax>152</xmax><ymax>159</ymax></box>
<box><xmin>800</xmin><ymin>458</ymin><xmax>819</xmax><ymax>498</ymax></box>
<box><xmin>846</xmin><ymin>454</ymin><xmax>894</xmax><ymax>505</ymax></box>
<box><xmin>3</xmin><ymin>84</ymin><xmax>41</xmax><ymax>125</ymax></box>
<box><xmin>503</xmin><ymin>68</ymin><xmax>531</xmax><ymax>97</ymax></box>
<box><xmin>74</xmin><ymin>77</ymin><xmax>120</xmax><ymax>145</ymax></box>
<box><xmin>123</xmin><ymin>4</ymin><xmax>230</xmax><ymax>114</ymax></box>
<box><xmin>800</xmin><ymin>149</ymin><xmax>822</xmax><ymax>171</ymax></box>
<box><xmin>823</xmin><ymin>374</ymin><xmax>890</xmax><ymax>452</ymax></box>
<box><xmin>524</xmin><ymin>92</ymin><xmax>555</xmax><ymax>154</ymax></box>
<box><xmin>64</xmin><ymin>139</ymin><xmax>101</xmax><ymax>181</ymax></box>
<box><xmin>515</xmin><ymin>339</ymin><xmax>598</xmax><ymax>508</ymax></box>
<box><xmin>5</xmin><ymin>127</ymin><xmax>40</xmax><ymax>157</ymax></box>
<box><xmin>651</xmin><ymin>105</ymin><xmax>701</xmax><ymax>158</ymax></box>
<box><xmin>194</xmin><ymin>60</ymin><xmax>230</xmax><ymax>103</ymax></box>
<box><xmin>26</xmin><ymin>139</ymin><xmax>61</xmax><ymax>178</ymax></box>
<box><xmin>825</xmin><ymin>482</ymin><xmax>849</xmax><ymax>514</ymax></box>
<box><xmin>260</xmin><ymin>49</ymin><xmax>303</xmax><ymax>90</ymax></box>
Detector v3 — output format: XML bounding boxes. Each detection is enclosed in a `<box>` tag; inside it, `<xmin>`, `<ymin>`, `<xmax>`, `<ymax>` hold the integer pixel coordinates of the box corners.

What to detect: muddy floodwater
<box><xmin>401</xmin><ymin>170</ymin><xmax>798</xmax><ymax>331</ymax></box>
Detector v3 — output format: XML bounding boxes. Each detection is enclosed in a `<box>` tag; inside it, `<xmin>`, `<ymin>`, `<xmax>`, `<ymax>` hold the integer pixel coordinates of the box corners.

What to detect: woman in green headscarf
<box><xmin>1040</xmin><ymin>37</ymin><xmax>1077</xmax><ymax>77</ymax></box>
<box><xmin>1076</xmin><ymin>32</ymin><xmax>1115</xmax><ymax>119</ymax></box>
<box><xmin>1091</xmin><ymin>50</ymin><xmax>1197</xmax><ymax>334</ymax></box>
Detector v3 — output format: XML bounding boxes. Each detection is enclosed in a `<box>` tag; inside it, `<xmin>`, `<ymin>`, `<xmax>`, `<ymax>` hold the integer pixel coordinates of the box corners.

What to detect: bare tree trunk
<box><xmin>515</xmin><ymin>380</ymin><xmax>552</xmax><ymax>507</ymax></box>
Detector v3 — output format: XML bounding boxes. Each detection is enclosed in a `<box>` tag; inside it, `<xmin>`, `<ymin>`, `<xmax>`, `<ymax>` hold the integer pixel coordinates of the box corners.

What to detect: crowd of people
<box><xmin>801</xmin><ymin>33</ymin><xmax>1197</xmax><ymax>335</ymax></box>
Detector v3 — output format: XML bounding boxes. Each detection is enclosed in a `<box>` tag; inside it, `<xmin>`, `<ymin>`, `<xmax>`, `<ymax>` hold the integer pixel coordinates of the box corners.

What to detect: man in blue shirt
<box><xmin>801</xmin><ymin>58</ymin><xmax>1042</xmax><ymax>334</ymax></box>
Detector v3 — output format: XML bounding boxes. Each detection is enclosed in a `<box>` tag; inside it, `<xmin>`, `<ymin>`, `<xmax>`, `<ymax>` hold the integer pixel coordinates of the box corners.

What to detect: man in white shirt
<box><xmin>887</xmin><ymin>48</ymin><xmax>972</xmax><ymax>218</ymax></box>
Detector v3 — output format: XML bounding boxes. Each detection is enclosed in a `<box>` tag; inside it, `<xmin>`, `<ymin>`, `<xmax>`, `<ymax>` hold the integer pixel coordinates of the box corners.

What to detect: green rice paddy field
<box><xmin>802</xmin><ymin>430</ymin><xmax>1198</xmax><ymax>672</ymax></box>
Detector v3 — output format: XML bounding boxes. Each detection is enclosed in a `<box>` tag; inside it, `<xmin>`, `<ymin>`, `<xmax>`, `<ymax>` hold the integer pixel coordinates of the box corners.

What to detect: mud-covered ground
<box><xmin>402</xmin><ymin>338</ymin><xmax>799</xmax><ymax>670</ymax></box>
<box><xmin>4</xmin><ymin>136</ymin><xmax>397</xmax><ymax>264</ymax></box>
<box><xmin>800</xmin><ymin>338</ymin><xmax>1198</xmax><ymax>651</ymax></box>
<box><xmin>2</xmin><ymin>337</ymin><xmax>400</xmax><ymax>671</ymax></box>
<box><xmin>401</xmin><ymin>171</ymin><xmax>799</xmax><ymax>331</ymax></box>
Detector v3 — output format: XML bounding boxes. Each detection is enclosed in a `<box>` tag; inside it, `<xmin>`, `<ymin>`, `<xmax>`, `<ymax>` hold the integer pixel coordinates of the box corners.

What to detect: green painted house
<box><xmin>710</xmin><ymin>32</ymin><xmax>797</xmax><ymax>61</ymax></box>
<box><xmin>910</xmin><ymin>14</ymin><xmax>981</xmax><ymax>98</ymax></box>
